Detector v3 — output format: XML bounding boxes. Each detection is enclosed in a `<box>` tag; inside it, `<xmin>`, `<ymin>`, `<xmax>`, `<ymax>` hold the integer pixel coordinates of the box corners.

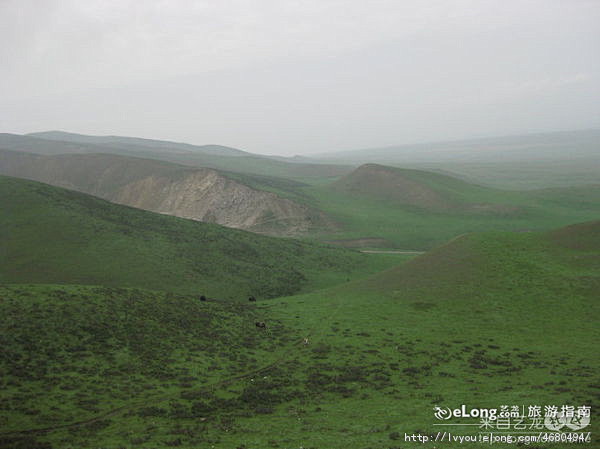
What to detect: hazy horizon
<box><xmin>5</xmin><ymin>126</ymin><xmax>598</xmax><ymax>158</ymax></box>
<box><xmin>2</xmin><ymin>0</ymin><xmax>599</xmax><ymax>156</ymax></box>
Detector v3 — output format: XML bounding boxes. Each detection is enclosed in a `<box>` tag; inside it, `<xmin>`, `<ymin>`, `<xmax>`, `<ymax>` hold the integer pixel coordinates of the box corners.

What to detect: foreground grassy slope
<box><xmin>2</xmin><ymin>222</ymin><xmax>598</xmax><ymax>448</ymax></box>
<box><xmin>0</xmin><ymin>176</ymin><xmax>397</xmax><ymax>298</ymax></box>
<box><xmin>235</xmin><ymin>223</ymin><xmax>598</xmax><ymax>448</ymax></box>
<box><xmin>0</xmin><ymin>284</ymin><xmax>294</xmax><ymax>448</ymax></box>
<box><xmin>303</xmin><ymin>164</ymin><xmax>600</xmax><ymax>249</ymax></box>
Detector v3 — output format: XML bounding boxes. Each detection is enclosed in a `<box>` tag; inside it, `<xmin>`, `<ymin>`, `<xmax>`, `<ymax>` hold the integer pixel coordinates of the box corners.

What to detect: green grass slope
<box><xmin>2</xmin><ymin>222</ymin><xmax>598</xmax><ymax>448</ymax></box>
<box><xmin>248</xmin><ymin>222</ymin><xmax>599</xmax><ymax>448</ymax></box>
<box><xmin>0</xmin><ymin>284</ymin><xmax>294</xmax><ymax>448</ymax></box>
<box><xmin>330</xmin><ymin>163</ymin><xmax>519</xmax><ymax>213</ymax></box>
<box><xmin>303</xmin><ymin>164</ymin><xmax>600</xmax><ymax>250</ymax></box>
<box><xmin>0</xmin><ymin>175</ymin><xmax>397</xmax><ymax>298</ymax></box>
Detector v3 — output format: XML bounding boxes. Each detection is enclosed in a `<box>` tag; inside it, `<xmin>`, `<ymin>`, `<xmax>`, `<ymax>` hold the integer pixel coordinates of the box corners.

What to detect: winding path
<box><xmin>0</xmin><ymin>295</ymin><xmax>346</xmax><ymax>438</ymax></box>
<box><xmin>360</xmin><ymin>250</ymin><xmax>424</xmax><ymax>254</ymax></box>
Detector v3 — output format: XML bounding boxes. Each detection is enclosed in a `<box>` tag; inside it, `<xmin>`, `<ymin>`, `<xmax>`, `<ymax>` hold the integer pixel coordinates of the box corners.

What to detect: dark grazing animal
<box><xmin>248</xmin><ymin>296</ymin><xmax>256</xmax><ymax>302</ymax></box>
<box><xmin>199</xmin><ymin>295</ymin><xmax>207</xmax><ymax>301</ymax></box>
<box><xmin>255</xmin><ymin>321</ymin><xmax>266</xmax><ymax>328</ymax></box>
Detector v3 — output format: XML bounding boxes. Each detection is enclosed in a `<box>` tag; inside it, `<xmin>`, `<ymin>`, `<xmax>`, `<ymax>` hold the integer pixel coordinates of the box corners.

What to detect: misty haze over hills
<box><xmin>1</xmin><ymin>2</ymin><xmax>599</xmax><ymax>448</ymax></box>
<box><xmin>2</xmin><ymin>127</ymin><xmax>598</xmax><ymax>165</ymax></box>
<box><xmin>316</xmin><ymin>129</ymin><xmax>600</xmax><ymax>163</ymax></box>
<box><xmin>2</xmin><ymin>1</ymin><xmax>599</xmax><ymax>154</ymax></box>
<box><xmin>2</xmin><ymin>127</ymin><xmax>599</xmax><ymax>249</ymax></box>
<box><xmin>28</xmin><ymin>130</ymin><xmax>250</xmax><ymax>157</ymax></box>
<box><xmin>1</xmin><ymin>128</ymin><xmax>598</xmax><ymax>189</ymax></box>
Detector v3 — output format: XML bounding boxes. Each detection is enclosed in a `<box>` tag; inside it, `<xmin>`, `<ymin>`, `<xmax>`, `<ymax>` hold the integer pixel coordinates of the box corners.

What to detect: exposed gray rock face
<box><xmin>113</xmin><ymin>169</ymin><xmax>332</xmax><ymax>235</ymax></box>
<box><xmin>0</xmin><ymin>149</ymin><xmax>334</xmax><ymax>236</ymax></box>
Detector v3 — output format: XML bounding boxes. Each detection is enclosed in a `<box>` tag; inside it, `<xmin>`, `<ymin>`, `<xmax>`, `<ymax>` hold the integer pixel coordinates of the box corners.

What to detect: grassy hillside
<box><xmin>302</xmin><ymin>164</ymin><xmax>600</xmax><ymax>249</ymax></box>
<box><xmin>0</xmin><ymin>175</ymin><xmax>397</xmax><ymax>298</ymax></box>
<box><xmin>2</xmin><ymin>222</ymin><xmax>597</xmax><ymax>448</ymax></box>
<box><xmin>4</xmin><ymin>149</ymin><xmax>598</xmax><ymax>250</ymax></box>
<box><xmin>237</xmin><ymin>222</ymin><xmax>599</xmax><ymax>448</ymax></box>
<box><xmin>0</xmin><ymin>284</ymin><xmax>294</xmax><ymax>447</ymax></box>
<box><xmin>330</xmin><ymin>163</ymin><xmax>520</xmax><ymax>212</ymax></box>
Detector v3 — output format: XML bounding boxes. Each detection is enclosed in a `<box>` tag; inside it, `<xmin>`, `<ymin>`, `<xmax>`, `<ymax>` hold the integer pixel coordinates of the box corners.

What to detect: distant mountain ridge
<box><xmin>315</xmin><ymin>129</ymin><xmax>600</xmax><ymax>164</ymax></box>
<box><xmin>27</xmin><ymin>130</ymin><xmax>249</xmax><ymax>157</ymax></box>
<box><xmin>0</xmin><ymin>133</ymin><xmax>118</xmax><ymax>155</ymax></box>
<box><xmin>1</xmin><ymin>131</ymin><xmax>353</xmax><ymax>180</ymax></box>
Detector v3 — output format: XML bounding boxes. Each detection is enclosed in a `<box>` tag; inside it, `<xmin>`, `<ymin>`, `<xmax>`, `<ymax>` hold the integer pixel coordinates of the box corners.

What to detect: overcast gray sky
<box><xmin>1</xmin><ymin>0</ymin><xmax>599</xmax><ymax>155</ymax></box>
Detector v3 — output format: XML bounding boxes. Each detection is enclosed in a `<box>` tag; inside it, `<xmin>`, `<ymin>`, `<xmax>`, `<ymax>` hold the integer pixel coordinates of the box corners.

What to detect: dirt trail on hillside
<box><xmin>0</xmin><ymin>297</ymin><xmax>344</xmax><ymax>438</ymax></box>
<box><xmin>360</xmin><ymin>250</ymin><xmax>424</xmax><ymax>254</ymax></box>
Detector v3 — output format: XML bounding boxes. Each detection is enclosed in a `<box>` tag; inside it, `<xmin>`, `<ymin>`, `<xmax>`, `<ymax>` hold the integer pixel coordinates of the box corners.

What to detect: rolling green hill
<box><xmin>330</xmin><ymin>163</ymin><xmax>520</xmax><ymax>213</ymax></box>
<box><xmin>229</xmin><ymin>221</ymin><xmax>599</xmax><ymax>448</ymax></box>
<box><xmin>1</xmin><ymin>222</ymin><xmax>598</xmax><ymax>448</ymax></box>
<box><xmin>301</xmin><ymin>163</ymin><xmax>600</xmax><ymax>250</ymax></box>
<box><xmin>0</xmin><ymin>175</ymin><xmax>397</xmax><ymax>298</ymax></box>
<box><xmin>3</xmin><ymin>146</ymin><xmax>599</xmax><ymax>250</ymax></box>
